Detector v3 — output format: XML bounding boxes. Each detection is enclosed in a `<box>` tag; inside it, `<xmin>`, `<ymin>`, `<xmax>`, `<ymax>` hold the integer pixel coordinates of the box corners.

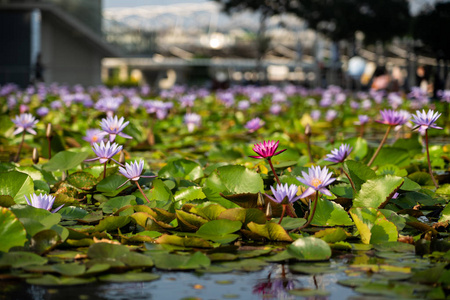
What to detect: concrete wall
<box><xmin>41</xmin><ymin>16</ymin><xmax>103</xmax><ymax>86</ymax></box>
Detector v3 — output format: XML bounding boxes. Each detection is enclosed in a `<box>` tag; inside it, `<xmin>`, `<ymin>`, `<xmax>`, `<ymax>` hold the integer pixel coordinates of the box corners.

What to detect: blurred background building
<box><xmin>0</xmin><ymin>0</ymin><xmax>118</xmax><ymax>86</ymax></box>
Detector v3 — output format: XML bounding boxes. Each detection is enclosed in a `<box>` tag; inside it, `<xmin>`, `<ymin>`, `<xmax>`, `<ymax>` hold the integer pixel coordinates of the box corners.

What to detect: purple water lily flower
<box><xmin>184</xmin><ymin>113</ymin><xmax>201</xmax><ymax>132</ymax></box>
<box><xmin>354</xmin><ymin>115</ymin><xmax>369</xmax><ymax>125</ymax></box>
<box><xmin>411</xmin><ymin>109</ymin><xmax>442</xmax><ymax>133</ymax></box>
<box><xmin>245</xmin><ymin>117</ymin><xmax>265</xmax><ymax>133</ymax></box>
<box><xmin>36</xmin><ymin>107</ymin><xmax>49</xmax><ymax>117</ymax></box>
<box><xmin>266</xmin><ymin>183</ymin><xmax>301</xmax><ymax>204</ymax></box>
<box><xmin>83</xmin><ymin>129</ymin><xmax>107</xmax><ymax>144</ymax></box>
<box><xmin>95</xmin><ymin>97</ymin><xmax>123</xmax><ymax>117</ymax></box>
<box><xmin>325</xmin><ymin>144</ymin><xmax>353</xmax><ymax>163</ymax></box>
<box><xmin>376</xmin><ymin>109</ymin><xmax>408</xmax><ymax>126</ymax></box>
<box><xmin>100</xmin><ymin>115</ymin><xmax>132</xmax><ymax>142</ymax></box>
<box><xmin>297</xmin><ymin>166</ymin><xmax>336</xmax><ymax>198</ymax></box>
<box><xmin>85</xmin><ymin>141</ymin><xmax>123</xmax><ymax>164</ymax></box>
<box><xmin>11</xmin><ymin>113</ymin><xmax>38</xmax><ymax>135</ymax></box>
<box><xmin>25</xmin><ymin>193</ymin><xmax>64</xmax><ymax>213</ymax></box>
<box><xmin>118</xmin><ymin>160</ymin><xmax>157</xmax><ymax>189</ymax></box>
<box><xmin>249</xmin><ymin>140</ymin><xmax>286</xmax><ymax>159</ymax></box>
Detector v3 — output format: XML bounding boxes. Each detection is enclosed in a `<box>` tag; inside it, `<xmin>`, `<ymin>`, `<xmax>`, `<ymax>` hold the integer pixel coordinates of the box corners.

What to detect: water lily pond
<box><xmin>0</xmin><ymin>84</ymin><xmax>450</xmax><ymax>299</ymax></box>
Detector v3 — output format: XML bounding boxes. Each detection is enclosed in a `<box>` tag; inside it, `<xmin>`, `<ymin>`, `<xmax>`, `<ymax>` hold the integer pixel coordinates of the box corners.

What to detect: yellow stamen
<box><xmin>92</xmin><ymin>136</ymin><xmax>98</xmax><ymax>142</ymax></box>
<box><xmin>311</xmin><ymin>178</ymin><xmax>322</xmax><ymax>188</ymax></box>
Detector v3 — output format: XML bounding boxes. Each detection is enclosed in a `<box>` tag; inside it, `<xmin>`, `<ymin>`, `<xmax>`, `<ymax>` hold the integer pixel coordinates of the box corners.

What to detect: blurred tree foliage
<box><xmin>214</xmin><ymin>0</ymin><xmax>410</xmax><ymax>44</ymax></box>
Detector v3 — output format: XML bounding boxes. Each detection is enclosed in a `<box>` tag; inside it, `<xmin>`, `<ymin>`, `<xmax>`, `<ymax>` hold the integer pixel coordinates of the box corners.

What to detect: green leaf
<box><xmin>96</xmin><ymin>174</ymin><xmax>130</xmax><ymax>196</ymax></box>
<box><xmin>343</xmin><ymin>160</ymin><xmax>376</xmax><ymax>191</ymax></box>
<box><xmin>408</xmin><ymin>172</ymin><xmax>434</xmax><ymax>186</ymax></box>
<box><xmin>135</xmin><ymin>179</ymin><xmax>173</xmax><ymax>204</ymax></box>
<box><xmin>42</xmin><ymin>151</ymin><xmax>89</xmax><ymax>172</ymax></box>
<box><xmin>436</xmin><ymin>184</ymin><xmax>450</xmax><ymax>195</ymax></box>
<box><xmin>174</xmin><ymin>186</ymin><xmax>206</xmax><ymax>208</ymax></box>
<box><xmin>26</xmin><ymin>275</ymin><xmax>95</xmax><ymax>286</ymax></box>
<box><xmin>314</xmin><ymin>227</ymin><xmax>350</xmax><ymax>243</ymax></box>
<box><xmin>400</xmin><ymin>177</ymin><xmax>421</xmax><ymax>191</ymax></box>
<box><xmin>176</xmin><ymin>210</ymin><xmax>208</xmax><ymax>231</ymax></box>
<box><xmin>94</xmin><ymin>216</ymin><xmax>131</xmax><ymax>232</ymax></box>
<box><xmin>287</xmin><ymin>237</ymin><xmax>332</xmax><ymax>261</ymax></box>
<box><xmin>197</xmin><ymin>219</ymin><xmax>242</xmax><ymax>236</ymax></box>
<box><xmin>0</xmin><ymin>171</ymin><xmax>34</xmax><ymax>204</ymax></box>
<box><xmin>156</xmin><ymin>235</ymin><xmax>213</xmax><ymax>248</ymax></box>
<box><xmin>159</xmin><ymin>158</ymin><xmax>204</xmax><ymax>181</ymax></box>
<box><xmin>272</xmin><ymin>217</ymin><xmax>306</xmax><ymax>230</ymax></box>
<box><xmin>101</xmin><ymin>195</ymin><xmax>136</xmax><ymax>214</ymax></box>
<box><xmin>345</xmin><ymin>137</ymin><xmax>368</xmax><ymax>160</ymax></box>
<box><xmin>0</xmin><ymin>251</ymin><xmax>47</xmax><ymax>268</ymax></box>
<box><xmin>190</xmin><ymin>203</ymin><xmax>227</xmax><ymax>220</ymax></box>
<box><xmin>350</xmin><ymin>207</ymin><xmax>398</xmax><ymax>244</ymax></box>
<box><xmin>52</xmin><ymin>263</ymin><xmax>86</xmax><ymax>276</ymax></box>
<box><xmin>151</xmin><ymin>252</ymin><xmax>210</xmax><ymax>270</ymax></box>
<box><xmin>393</xmin><ymin>137</ymin><xmax>423</xmax><ymax>156</ymax></box>
<box><xmin>87</xmin><ymin>242</ymin><xmax>130</xmax><ymax>259</ymax></box>
<box><xmin>247</xmin><ymin>222</ymin><xmax>292</xmax><ymax>242</ymax></box>
<box><xmin>118</xmin><ymin>252</ymin><xmax>155</xmax><ymax>268</ymax></box>
<box><xmin>99</xmin><ymin>272</ymin><xmax>160</xmax><ymax>282</ymax></box>
<box><xmin>30</xmin><ymin>229</ymin><xmax>61</xmax><ymax>255</ymax></box>
<box><xmin>311</xmin><ymin>199</ymin><xmax>353</xmax><ymax>226</ymax></box>
<box><xmin>439</xmin><ymin>202</ymin><xmax>450</xmax><ymax>223</ymax></box>
<box><xmin>58</xmin><ymin>206</ymin><xmax>88</xmax><ymax>220</ymax></box>
<box><xmin>0</xmin><ymin>207</ymin><xmax>27</xmax><ymax>252</ymax></box>
<box><xmin>203</xmin><ymin>165</ymin><xmax>264</xmax><ymax>208</ymax></box>
<box><xmin>371</xmin><ymin>147</ymin><xmax>410</xmax><ymax>167</ymax></box>
<box><xmin>376</xmin><ymin>164</ymin><xmax>407</xmax><ymax>177</ymax></box>
<box><xmin>66</xmin><ymin>171</ymin><xmax>98</xmax><ymax>190</ymax></box>
<box><xmin>353</xmin><ymin>175</ymin><xmax>404</xmax><ymax>208</ymax></box>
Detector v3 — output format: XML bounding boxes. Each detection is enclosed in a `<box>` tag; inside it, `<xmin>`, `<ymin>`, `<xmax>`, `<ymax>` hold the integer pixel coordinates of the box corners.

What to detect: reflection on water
<box><xmin>2</xmin><ymin>261</ymin><xmax>357</xmax><ymax>300</ymax></box>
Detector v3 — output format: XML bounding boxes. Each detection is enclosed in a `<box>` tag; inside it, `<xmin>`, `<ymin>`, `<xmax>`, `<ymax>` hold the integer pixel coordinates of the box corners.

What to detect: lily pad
<box><xmin>0</xmin><ymin>171</ymin><xmax>34</xmax><ymax>204</ymax></box>
<box><xmin>287</xmin><ymin>237</ymin><xmax>332</xmax><ymax>261</ymax></box>
<box><xmin>0</xmin><ymin>207</ymin><xmax>27</xmax><ymax>252</ymax></box>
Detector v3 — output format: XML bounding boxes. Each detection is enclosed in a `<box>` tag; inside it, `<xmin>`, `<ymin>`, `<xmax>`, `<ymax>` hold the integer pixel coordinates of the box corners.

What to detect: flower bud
<box><xmin>305</xmin><ymin>123</ymin><xmax>311</xmax><ymax>137</ymax></box>
<box><xmin>32</xmin><ymin>148</ymin><xmax>39</xmax><ymax>164</ymax></box>
<box><xmin>265</xmin><ymin>203</ymin><xmax>272</xmax><ymax>218</ymax></box>
<box><xmin>119</xmin><ymin>151</ymin><xmax>126</xmax><ymax>165</ymax></box>
<box><xmin>46</xmin><ymin>123</ymin><xmax>52</xmax><ymax>139</ymax></box>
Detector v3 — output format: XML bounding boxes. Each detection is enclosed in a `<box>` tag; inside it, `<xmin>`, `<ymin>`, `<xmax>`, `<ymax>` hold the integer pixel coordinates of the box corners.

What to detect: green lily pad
<box><xmin>151</xmin><ymin>251</ymin><xmax>211</xmax><ymax>270</ymax></box>
<box><xmin>353</xmin><ymin>175</ymin><xmax>404</xmax><ymax>209</ymax></box>
<box><xmin>287</xmin><ymin>237</ymin><xmax>332</xmax><ymax>261</ymax></box>
<box><xmin>159</xmin><ymin>158</ymin><xmax>204</xmax><ymax>181</ymax></box>
<box><xmin>26</xmin><ymin>275</ymin><xmax>95</xmax><ymax>286</ymax></box>
<box><xmin>203</xmin><ymin>165</ymin><xmax>264</xmax><ymax>208</ymax></box>
<box><xmin>58</xmin><ymin>206</ymin><xmax>89</xmax><ymax>220</ymax></box>
<box><xmin>101</xmin><ymin>195</ymin><xmax>136</xmax><ymax>214</ymax></box>
<box><xmin>42</xmin><ymin>151</ymin><xmax>89</xmax><ymax>172</ymax></box>
<box><xmin>247</xmin><ymin>222</ymin><xmax>292</xmax><ymax>242</ymax></box>
<box><xmin>156</xmin><ymin>234</ymin><xmax>213</xmax><ymax>248</ymax></box>
<box><xmin>343</xmin><ymin>160</ymin><xmax>376</xmax><ymax>191</ymax></box>
<box><xmin>94</xmin><ymin>216</ymin><xmax>131</xmax><ymax>232</ymax></box>
<box><xmin>66</xmin><ymin>171</ymin><xmax>98</xmax><ymax>190</ymax></box>
<box><xmin>311</xmin><ymin>198</ymin><xmax>354</xmax><ymax>226</ymax></box>
<box><xmin>314</xmin><ymin>227</ymin><xmax>350</xmax><ymax>243</ymax></box>
<box><xmin>0</xmin><ymin>251</ymin><xmax>47</xmax><ymax>268</ymax></box>
<box><xmin>96</xmin><ymin>174</ymin><xmax>130</xmax><ymax>197</ymax></box>
<box><xmin>0</xmin><ymin>207</ymin><xmax>27</xmax><ymax>252</ymax></box>
<box><xmin>87</xmin><ymin>242</ymin><xmax>130</xmax><ymax>259</ymax></box>
<box><xmin>0</xmin><ymin>171</ymin><xmax>34</xmax><ymax>204</ymax></box>
<box><xmin>52</xmin><ymin>263</ymin><xmax>86</xmax><ymax>276</ymax></box>
<box><xmin>30</xmin><ymin>229</ymin><xmax>61</xmax><ymax>255</ymax></box>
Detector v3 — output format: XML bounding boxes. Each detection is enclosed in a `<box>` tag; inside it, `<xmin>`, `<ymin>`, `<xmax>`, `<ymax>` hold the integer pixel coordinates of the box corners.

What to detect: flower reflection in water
<box><xmin>252</xmin><ymin>265</ymin><xmax>297</xmax><ymax>299</ymax></box>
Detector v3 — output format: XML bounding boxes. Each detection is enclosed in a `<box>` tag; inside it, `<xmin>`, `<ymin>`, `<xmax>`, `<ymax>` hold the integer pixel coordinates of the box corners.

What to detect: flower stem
<box><xmin>278</xmin><ymin>204</ymin><xmax>286</xmax><ymax>224</ymax></box>
<box><xmin>341</xmin><ymin>167</ymin><xmax>356</xmax><ymax>193</ymax></box>
<box><xmin>14</xmin><ymin>131</ymin><xmax>26</xmax><ymax>162</ymax></box>
<box><xmin>47</xmin><ymin>136</ymin><xmax>52</xmax><ymax>159</ymax></box>
<box><xmin>298</xmin><ymin>191</ymin><xmax>319</xmax><ymax>230</ymax></box>
<box><xmin>368</xmin><ymin>125</ymin><xmax>392</xmax><ymax>167</ymax></box>
<box><xmin>135</xmin><ymin>181</ymin><xmax>150</xmax><ymax>203</ymax></box>
<box><xmin>425</xmin><ymin>130</ymin><xmax>439</xmax><ymax>189</ymax></box>
<box><xmin>306</xmin><ymin>135</ymin><xmax>314</xmax><ymax>163</ymax></box>
<box><xmin>267</xmin><ymin>158</ymin><xmax>281</xmax><ymax>185</ymax></box>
